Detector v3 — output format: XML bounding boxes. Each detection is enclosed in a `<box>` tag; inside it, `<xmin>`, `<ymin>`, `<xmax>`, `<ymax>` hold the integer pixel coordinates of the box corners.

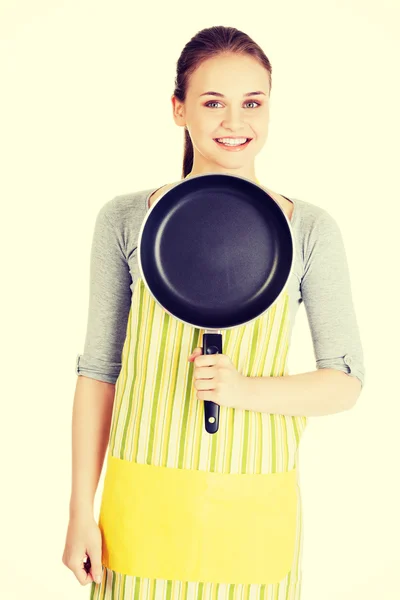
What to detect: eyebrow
<box><xmin>199</xmin><ymin>91</ymin><xmax>266</xmax><ymax>98</ymax></box>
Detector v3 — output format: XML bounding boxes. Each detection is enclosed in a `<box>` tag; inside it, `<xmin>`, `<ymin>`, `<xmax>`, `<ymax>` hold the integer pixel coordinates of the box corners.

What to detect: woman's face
<box><xmin>172</xmin><ymin>53</ymin><xmax>271</xmax><ymax>177</ymax></box>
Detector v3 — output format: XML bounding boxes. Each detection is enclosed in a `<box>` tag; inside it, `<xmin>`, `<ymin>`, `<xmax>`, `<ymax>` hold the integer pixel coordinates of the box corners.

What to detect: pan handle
<box><xmin>202</xmin><ymin>333</ymin><xmax>222</xmax><ymax>434</ymax></box>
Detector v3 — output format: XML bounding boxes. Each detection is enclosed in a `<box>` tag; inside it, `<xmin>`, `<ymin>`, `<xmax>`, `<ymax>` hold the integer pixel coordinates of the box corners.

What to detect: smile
<box><xmin>214</xmin><ymin>138</ymin><xmax>252</xmax><ymax>151</ymax></box>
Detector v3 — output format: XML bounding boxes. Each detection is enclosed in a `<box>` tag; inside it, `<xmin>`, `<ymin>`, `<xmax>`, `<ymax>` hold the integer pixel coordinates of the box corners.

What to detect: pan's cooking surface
<box><xmin>139</xmin><ymin>175</ymin><xmax>293</xmax><ymax>329</ymax></box>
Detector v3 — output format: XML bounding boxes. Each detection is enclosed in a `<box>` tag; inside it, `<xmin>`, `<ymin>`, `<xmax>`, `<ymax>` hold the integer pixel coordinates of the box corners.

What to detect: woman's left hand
<box><xmin>188</xmin><ymin>347</ymin><xmax>247</xmax><ymax>410</ymax></box>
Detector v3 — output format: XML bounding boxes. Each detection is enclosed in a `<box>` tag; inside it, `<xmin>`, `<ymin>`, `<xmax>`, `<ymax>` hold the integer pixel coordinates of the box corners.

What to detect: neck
<box><xmin>185</xmin><ymin>171</ymin><xmax>260</xmax><ymax>185</ymax></box>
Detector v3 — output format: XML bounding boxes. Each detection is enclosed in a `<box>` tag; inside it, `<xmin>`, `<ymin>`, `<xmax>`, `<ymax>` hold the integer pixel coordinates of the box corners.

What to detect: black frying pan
<box><xmin>137</xmin><ymin>173</ymin><xmax>294</xmax><ymax>434</ymax></box>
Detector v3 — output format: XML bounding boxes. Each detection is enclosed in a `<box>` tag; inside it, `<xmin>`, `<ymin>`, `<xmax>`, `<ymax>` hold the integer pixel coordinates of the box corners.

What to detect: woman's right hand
<box><xmin>62</xmin><ymin>513</ymin><xmax>104</xmax><ymax>586</ymax></box>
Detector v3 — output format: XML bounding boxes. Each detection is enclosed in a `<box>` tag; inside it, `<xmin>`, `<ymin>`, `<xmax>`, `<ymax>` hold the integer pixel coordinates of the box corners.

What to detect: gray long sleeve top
<box><xmin>75</xmin><ymin>186</ymin><xmax>366</xmax><ymax>389</ymax></box>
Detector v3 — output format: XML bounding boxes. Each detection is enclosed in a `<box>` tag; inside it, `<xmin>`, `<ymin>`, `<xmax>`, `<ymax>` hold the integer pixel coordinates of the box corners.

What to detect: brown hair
<box><xmin>172</xmin><ymin>26</ymin><xmax>273</xmax><ymax>179</ymax></box>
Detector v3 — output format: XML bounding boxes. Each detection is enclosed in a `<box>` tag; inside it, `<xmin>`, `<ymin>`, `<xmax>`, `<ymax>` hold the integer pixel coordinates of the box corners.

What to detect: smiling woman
<box><xmin>94</xmin><ymin>28</ymin><xmax>306</xmax><ymax>600</ymax></box>
<box><xmin>66</xmin><ymin>23</ymin><xmax>365</xmax><ymax>600</ymax></box>
<box><xmin>171</xmin><ymin>44</ymin><xmax>272</xmax><ymax>181</ymax></box>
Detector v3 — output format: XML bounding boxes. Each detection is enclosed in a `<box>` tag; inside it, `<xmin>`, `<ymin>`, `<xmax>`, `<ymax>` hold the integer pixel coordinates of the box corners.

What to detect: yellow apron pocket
<box><xmin>98</xmin><ymin>454</ymin><xmax>298</xmax><ymax>585</ymax></box>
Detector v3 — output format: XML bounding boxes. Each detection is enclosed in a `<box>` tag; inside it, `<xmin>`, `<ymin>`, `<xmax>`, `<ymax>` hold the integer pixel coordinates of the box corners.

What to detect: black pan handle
<box><xmin>202</xmin><ymin>333</ymin><xmax>222</xmax><ymax>434</ymax></box>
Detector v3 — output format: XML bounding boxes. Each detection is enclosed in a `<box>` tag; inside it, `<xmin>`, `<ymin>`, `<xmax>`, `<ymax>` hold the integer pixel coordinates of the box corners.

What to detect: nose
<box><xmin>221</xmin><ymin>107</ymin><xmax>246</xmax><ymax>133</ymax></box>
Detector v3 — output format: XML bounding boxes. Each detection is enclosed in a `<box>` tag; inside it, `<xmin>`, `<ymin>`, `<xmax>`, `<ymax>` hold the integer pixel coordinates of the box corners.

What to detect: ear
<box><xmin>171</xmin><ymin>95</ymin><xmax>186</xmax><ymax>128</ymax></box>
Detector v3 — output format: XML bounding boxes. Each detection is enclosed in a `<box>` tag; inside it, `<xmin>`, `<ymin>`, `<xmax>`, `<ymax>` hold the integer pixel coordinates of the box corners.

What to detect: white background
<box><xmin>1</xmin><ymin>1</ymin><xmax>399</xmax><ymax>598</ymax></box>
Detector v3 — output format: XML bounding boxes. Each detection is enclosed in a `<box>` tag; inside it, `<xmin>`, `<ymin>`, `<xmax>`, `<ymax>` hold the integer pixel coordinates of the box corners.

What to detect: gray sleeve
<box><xmin>75</xmin><ymin>201</ymin><xmax>132</xmax><ymax>384</ymax></box>
<box><xmin>300</xmin><ymin>209</ymin><xmax>366</xmax><ymax>389</ymax></box>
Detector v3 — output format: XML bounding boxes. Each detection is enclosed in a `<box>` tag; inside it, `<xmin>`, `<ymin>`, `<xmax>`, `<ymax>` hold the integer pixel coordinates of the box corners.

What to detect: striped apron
<box><xmin>92</xmin><ymin>243</ymin><xmax>308</xmax><ymax>600</ymax></box>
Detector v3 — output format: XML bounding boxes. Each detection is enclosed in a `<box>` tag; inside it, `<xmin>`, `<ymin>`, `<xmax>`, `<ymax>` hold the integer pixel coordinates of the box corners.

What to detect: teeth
<box><xmin>216</xmin><ymin>137</ymin><xmax>248</xmax><ymax>146</ymax></box>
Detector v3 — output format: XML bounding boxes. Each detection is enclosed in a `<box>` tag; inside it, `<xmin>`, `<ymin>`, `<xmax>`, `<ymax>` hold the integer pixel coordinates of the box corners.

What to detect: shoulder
<box><xmin>292</xmin><ymin>197</ymin><xmax>338</xmax><ymax>228</ymax></box>
<box><xmin>92</xmin><ymin>188</ymin><xmax>154</xmax><ymax>258</ymax></box>
<box><xmin>97</xmin><ymin>188</ymin><xmax>152</xmax><ymax>224</ymax></box>
<box><xmin>291</xmin><ymin>197</ymin><xmax>343</xmax><ymax>248</ymax></box>
<box><xmin>289</xmin><ymin>197</ymin><xmax>345</xmax><ymax>279</ymax></box>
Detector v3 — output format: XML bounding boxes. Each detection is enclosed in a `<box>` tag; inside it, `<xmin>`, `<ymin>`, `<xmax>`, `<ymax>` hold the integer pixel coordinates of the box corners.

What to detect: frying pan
<box><xmin>137</xmin><ymin>173</ymin><xmax>294</xmax><ymax>434</ymax></box>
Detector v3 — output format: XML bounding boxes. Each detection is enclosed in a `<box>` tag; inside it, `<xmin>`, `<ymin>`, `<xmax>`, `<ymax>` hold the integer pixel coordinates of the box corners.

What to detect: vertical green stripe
<box><xmin>270</xmin><ymin>293</ymin><xmax>288</xmax><ymax>376</ymax></box>
<box><xmin>256</xmin><ymin>411</ymin><xmax>263</xmax><ymax>473</ymax></box>
<box><xmin>225</xmin><ymin>325</ymin><xmax>247</xmax><ymax>472</ymax></box>
<box><xmin>196</xmin><ymin>582</ymin><xmax>204</xmax><ymax>600</ymax></box>
<box><xmin>243</xmin><ymin>316</ymin><xmax>261</xmax><ymax>473</ymax></box>
<box><xmin>281</xmin><ymin>415</ymin><xmax>289</xmax><ymax>471</ymax></box>
<box><xmin>102</xmin><ymin>568</ymin><xmax>109</xmax><ymax>599</ymax></box>
<box><xmin>147</xmin><ymin>312</ymin><xmax>169</xmax><ymax>463</ymax></box>
<box><xmin>150</xmin><ymin>576</ymin><xmax>156</xmax><ymax>600</ymax></box>
<box><xmin>226</xmin><ymin>405</ymin><xmax>236</xmax><ymax>473</ymax></box>
<box><xmin>182</xmin><ymin>580</ymin><xmax>189</xmax><ymax>600</ymax></box>
<box><xmin>119</xmin><ymin>280</ymin><xmax>146</xmax><ymax>457</ymax></box>
<box><xmin>131</xmin><ymin>281</ymin><xmax>156</xmax><ymax>461</ymax></box>
<box><xmin>292</xmin><ymin>415</ymin><xmax>300</xmax><ymax>447</ymax></box>
<box><xmin>162</xmin><ymin>323</ymin><xmax>184</xmax><ymax>466</ymax></box>
<box><xmin>241</xmin><ymin>409</ymin><xmax>250</xmax><ymax>474</ymax></box>
<box><xmin>209</xmin><ymin>416</ymin><xmax>219</xmax><ymax>471</ymax></box>
<box><xmin>247</xmin><ymin>311</ymin><xmax>261</xmax><ymax>374</ymax></box>
<box><xmin>111</xmin><ymin>568</ymin><xmax>116</xmax><ymax>598</ymax></box>
<box><xmin>270</xmin><ymin>413</ymin><xmax>277</xmax><ymax>473</ymax></box>
<box><xmin>228</xmin><ymin>583</ymin><xmax>235</xmax><ymax>600</ymax></box>
<box><xmin>178</xmin><ymin>324</ymin><xmax>195</xmax><ymax>469</ymax></box>
<box><xmin>260</xmin><ymin>303</ymin><xmax>276</xmax><ymax>376</ymax></box>
<box><xmin>134</xmin><ymin>576</ymin><xmax>140</xmax><ymax>600</ymax></box>
<box><xmin>245</xmin><ymin>583</ymin><xmax>251</xmax><ymax>600</ymax></box>
<box><xmin>110</xmin><ymin>304</ymin><xmax>132</xmax><ymax>453</ymax></box>
<box><xmin>121</xmin><ymin>573</ymin><xmax>126</xmax><ymax>599</ymax></box>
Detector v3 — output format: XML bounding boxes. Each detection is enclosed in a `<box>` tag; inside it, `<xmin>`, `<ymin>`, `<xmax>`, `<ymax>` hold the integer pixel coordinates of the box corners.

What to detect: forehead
<box><xmin>187</xmin><ymin>53</ymin><xmax>270</xmax><ymax>96</ymax></box>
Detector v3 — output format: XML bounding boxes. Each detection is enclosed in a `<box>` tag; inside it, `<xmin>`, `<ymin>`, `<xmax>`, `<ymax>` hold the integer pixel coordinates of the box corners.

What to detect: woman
<box><xmin>62</xmin><ymin>25</ymin><xmax>365</xmax><ymax>600</ymax></box>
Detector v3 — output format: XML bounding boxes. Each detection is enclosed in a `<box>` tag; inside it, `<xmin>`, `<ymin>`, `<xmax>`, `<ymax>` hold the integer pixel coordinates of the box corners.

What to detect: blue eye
<box><xmin>246</xmin><ymin>101</ymin><xmax>260</xmax><ymax>108</ymax></box>
<box><xmin>205</xmin><ymin>101</ymin><xmax>260</xmax><ymax>109</ymax></box>
<box><xmin>205</xmin><ymin>101</ymin><xmax>221</xmax><ymax>108</ymax></box>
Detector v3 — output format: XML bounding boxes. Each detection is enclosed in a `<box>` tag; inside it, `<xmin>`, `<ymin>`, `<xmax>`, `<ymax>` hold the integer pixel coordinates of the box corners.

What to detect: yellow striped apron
<box><xmin>95</xmin><ymin>272</ymin><xmax>308</xmax><ymax>599</ymax></box>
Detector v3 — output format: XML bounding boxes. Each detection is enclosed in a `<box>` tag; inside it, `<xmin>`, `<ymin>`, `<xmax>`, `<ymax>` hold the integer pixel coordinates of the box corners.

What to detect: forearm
<box><xmin>243</xmin><ymin>369</ymin><xmax>361</xmax><ymax>416</ymax></box>
<box><xmin>69</xmin><ymin>376</ymin><xmax>115</xmax><ymax>518</ymax></box>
